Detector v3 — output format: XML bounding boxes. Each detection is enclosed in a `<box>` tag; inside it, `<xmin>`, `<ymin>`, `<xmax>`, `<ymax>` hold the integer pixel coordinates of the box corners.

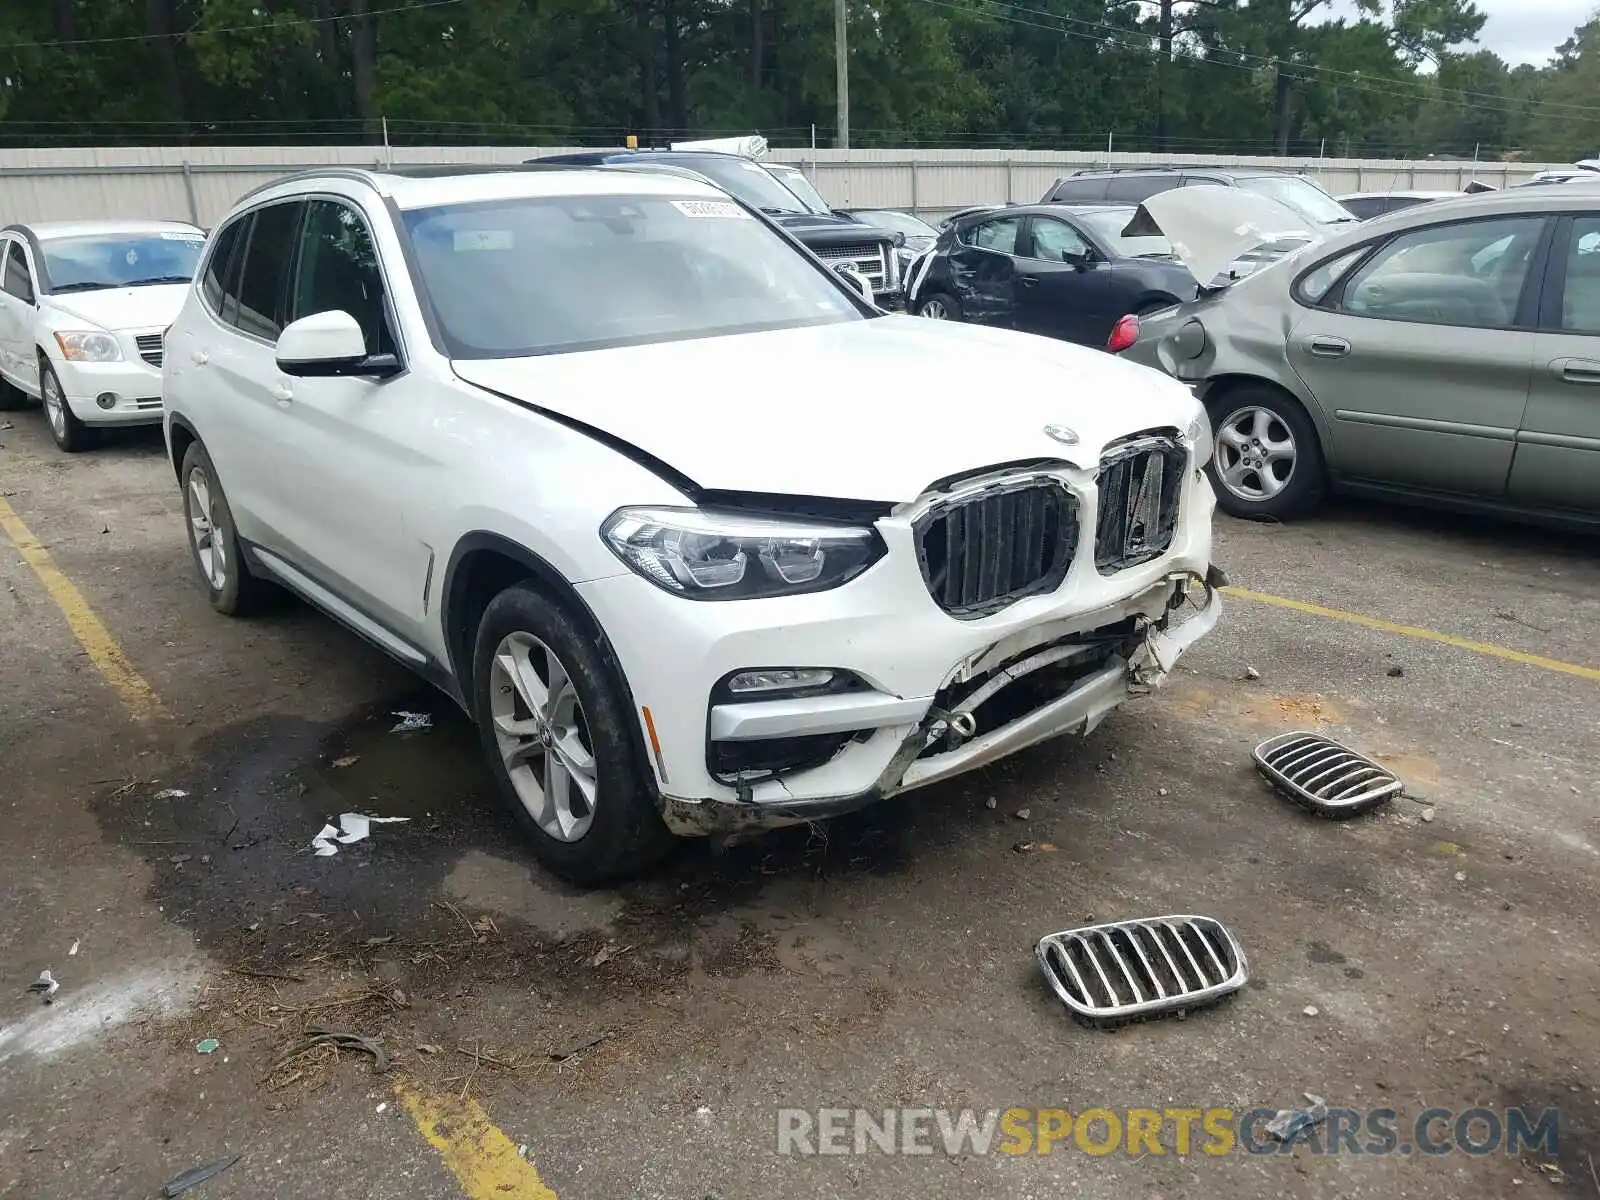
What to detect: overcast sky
<box><xmin>1478</xmin><ymin>0</ymin><xmax>1591</xmax><ymax>65</ymax></box>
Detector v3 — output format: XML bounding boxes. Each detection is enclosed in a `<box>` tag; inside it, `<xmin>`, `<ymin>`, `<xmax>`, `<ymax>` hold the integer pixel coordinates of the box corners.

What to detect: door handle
<box><xmin>1306</xmin><ymin>335</ymin><xmax>1351</xmax><ymax>358</ymax></box>
<box><xmin>1550</xmin><ymin>357</ymin><xmax>1600</xmax><ymax>384</ymax></box>
<box><xmin>271</xmin><ymin>382</ymin><xmax>294</xmax><ymax>404</ymax></box>
<box><xmin>190</xmin><ymin>349</ymin><xmax>209</xmax><ymax>366</ymax></box>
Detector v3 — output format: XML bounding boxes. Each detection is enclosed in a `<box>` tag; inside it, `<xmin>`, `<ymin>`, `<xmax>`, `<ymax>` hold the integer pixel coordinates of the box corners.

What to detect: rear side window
<box><xmin>1105</xmin><ymin>175</ymin><xmax>1178</xmax><ymax>204</ymax></box>
<box><xmin>961</xmin><ymin>216</ymin><xmax>1021</xmax><ymax>254</ymax></box>
<box><xmin>1047</xmin><ymin>177</ymin><xmax>1110</xmax><ymax>203</ymax></box>
<box><xmin>232</xmin><ymin>200</ymin><xmax>305</xmax><ymax>341</ymax></box>
<box><xmin>200</xmin><ymin>218</ymin><xmax>247</xmax><ymax>318</ymax></box>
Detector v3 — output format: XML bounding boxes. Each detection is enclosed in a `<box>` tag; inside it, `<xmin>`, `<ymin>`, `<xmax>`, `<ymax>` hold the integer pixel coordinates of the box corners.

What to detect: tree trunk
<box><xmin>49</xmin><ymin>0</ymin><xmax>74</xmax><ymax>42</ymax></box>
<box><xmin>663</xmin><ymin>0</ymin><xmax>687</xmax><ymax>134</ymax></box>
<box><xmin>1156</xmin><ymin>0</ymin><xmax>1173</xmax><ymax>151</ymax></box>
<box><xmin>313</xmin><ymin>0</ymin><xmax>341</xmax><ymax>70</ymax></box>
<box><xmin>633</xmin><ymin>0</ymin><xmax>661</xmax><ymax>140</ymax></box>
<box><xmin>349</xmin><ymin>0</ymin><xmax>381</xmax><ymax>141</ymax></box>
<box><xmin>749</xmin><ymin>0</ymin><xmax>764</xmax><ymax>88</ymax></box>
<box><xmin>146</xmin><ymin>0</ymin><xmax>186</xmax><ymax>134</ymax></box>
<box><xmin>1274</xmin><ymin>65</ymin><xmax>1294</xmax><ymax>155</ymax></box>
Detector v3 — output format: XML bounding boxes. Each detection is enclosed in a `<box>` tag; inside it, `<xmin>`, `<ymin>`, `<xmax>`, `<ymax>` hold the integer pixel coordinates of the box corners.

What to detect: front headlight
<box><xmin>601</xmin><ymin>506</ymin><xmax>884</xmax><ymax>600</ymax></box>
<box><xmin>1186</xmin><ymin>411</ymin><xmax>1215</xmax><ymax>468</ymax></box>
<box><xmin>54</xmin><ymin>331</ymin><xmax>123</xmax><ymax>362</ymax></box>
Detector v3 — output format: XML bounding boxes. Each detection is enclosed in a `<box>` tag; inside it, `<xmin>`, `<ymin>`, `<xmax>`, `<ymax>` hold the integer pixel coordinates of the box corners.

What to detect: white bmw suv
<box><xmin>0</xmin><ymin>220</ymin><xmax>206</xmax><ymax>451</ymax></box>
<box><xmin>163</xmin><ymin>165</ymin><xmax>1223</xmax><ymax>883</ymax></box>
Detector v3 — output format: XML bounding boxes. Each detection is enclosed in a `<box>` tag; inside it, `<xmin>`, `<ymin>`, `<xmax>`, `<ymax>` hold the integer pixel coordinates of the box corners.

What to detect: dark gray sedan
<box><xmin>1120</xmin><ymin>185</ymin><xmax>1600</xmax><ymax>527</ymax></box>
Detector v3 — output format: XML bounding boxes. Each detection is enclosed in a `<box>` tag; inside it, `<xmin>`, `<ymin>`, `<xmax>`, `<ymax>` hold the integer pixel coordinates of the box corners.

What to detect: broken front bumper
<box><xmin>656</xmin><ymin>572</ymin><xmax>1222</xmax><ymax>837</ymax></box>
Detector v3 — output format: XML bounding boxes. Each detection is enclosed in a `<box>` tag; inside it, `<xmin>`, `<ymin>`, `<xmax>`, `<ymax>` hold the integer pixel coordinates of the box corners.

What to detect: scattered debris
<box><xmin>26</xmin><ymin>970</ymin><xmax>59</xmax><ymax>1004</ymax></box>
<box><xmin>311</xmin><ymin>812</ymin><xmax>411</xmax><ymax>857</ymax></box>
<box><xmin>1036</xmin><ymin>916</ymin><xmax>1247</xmax><ymax>1026</ymax></box>
<box><xmin>68</xmin><ymin>940</ymin><xmax>79</xmax><ymax>957</ymax></box>
<box><xmin>1455</xmin><ymin>871</ymin><xmax>1467</xmax><ymax>882</ymax></box>
<box><xmin>274</xmin><ymin>1025</ymin><xmax>391</xmax><ymax>1074</ymax></box>
<box><xmin>1265</xmin><ymin>1094</ymin><xmax>1328</xmax><ymax>1141</ymax></box>
<box><xmin>1014</xmin><ymin>808</ymin><xmax>1031</xmax><ymax>821</ymax></box>
<box><xmin>162</xmin><ymin>1153</ymin><xmax>241</xmax><ymax>1198</ymax></box>
<box><xmin>0</xmin><ymin>421</ymin><xmax>12</xmax><ymax>431</ymax></box>
<box><xmin>1014</xmin><ymin>841</ymin><xmax>1035</xmax><ymax>854</ymax></box>
<box><xmin>1013</xmin><ymin>841</ymin><xmax>1058</xmax><ymax>854</ymax></box>
<box><xmin>152</xmin><ymin>788</ymin><xmax>189</xmax><ymax>800</ymax></box>
<box><xmin>589</xmin><ymin>944</ymin><xmax>633</xmax><ymax>968</ymax></box>
<box><xmin>1302</xmin><ymin>1005</ymin><xmax>1319</xmax><ymax>1017</ymax></box>
<box><xmin>376</xmin><ymin>1102</ymin><xmax>388</xmax><ymax>1115</ymax></box>
<box><xmin>331</xmin><ymin>755</ymin><xmax>361</xmax><ymax>768</ymax></box>
<box><xmin>517</xmin><ymin>1144</ymin><xmax>529</xmax><ymax>1159</ymax></box>
<box><xmin>549</xmin><ymin>1031</ymin><xmax>609</xmax><ymax>1061</ymax></box>
<box><xmin>228</xmin><ymin>966</ymin><xmax>305</xmax><ymax>984</ymax></box>
<box><xmin>416</xmin><ymin>1043</ymin><xmax>442</xmax><ymax>1055</ymax></box>
<box><xmin>1386</xmin><ymin>665</ymin><xmax>1405</xmax><ymax>677</ymax></box>
<box><xmin>169</xmin><ymin>854</ymin><xmax>192</xmax><ymax>865</ymax></box>
<box><xmin>1244</xmin><ymin>666</ymin><xmax>1261</xmax><ymax>681</ymax></box>
<box><xmin>1538</xmin><ymin>1161</ymin><xmax>1565</xmax><ymax>1185</ymax></box>
<box><xmin>390</xmin><ymin>711</ymin><xmax>432</xmax><ymax>734</ymax></box>
<box><xmin>1253</xmin><ymin>731</ymin><xmax>1402</xmax><ymax>818</ymax></box>
<box><xmin>1157</xmin><ymin>787</ymin><xmax>1169</xmax><ymax>797</ymax></box>
<box><xmin>983</xmin><ymin>797</ymin><xmax>997</xmax><ymax>810</ymax></box>
<box><xmin>196</xmin><ymin>1038</ymin><xmax>221</xmax><ymax>1054</ymax></box>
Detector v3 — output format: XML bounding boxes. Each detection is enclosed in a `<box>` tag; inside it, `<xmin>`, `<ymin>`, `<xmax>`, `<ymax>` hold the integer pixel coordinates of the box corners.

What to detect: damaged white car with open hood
<box><xmin>162</xmin><ymin>164</ymin><xmax>1225</xmax><ymax>883</ymax></box>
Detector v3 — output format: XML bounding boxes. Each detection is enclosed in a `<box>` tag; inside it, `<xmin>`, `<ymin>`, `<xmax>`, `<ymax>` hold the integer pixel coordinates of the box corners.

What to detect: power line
<box><xmin>0</xmin><ymin>0</ymin><xmax>463</xmax><ymax>53</ymax></box>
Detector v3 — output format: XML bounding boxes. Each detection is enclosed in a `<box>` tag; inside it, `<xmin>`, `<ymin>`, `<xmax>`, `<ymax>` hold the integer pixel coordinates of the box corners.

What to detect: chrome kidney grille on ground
<box><xmin>914</xmin><ymin>478</ymin><xmax>1078</xmax><ymax>618</ymax></box>
<box><xmin>1094</xmin><ymin>433</ymin><xmax>1186</xmax><ymax>573</ymax></box>
<box><xmin>1036</xmin><ymin>916</ymin><xmax>1248</xmax><ymax>1025</ymax></box>
<box><xmin>1253</xmin><ymin>730</ymin><xmax>1403</xmax><ymax>817</ymax></box>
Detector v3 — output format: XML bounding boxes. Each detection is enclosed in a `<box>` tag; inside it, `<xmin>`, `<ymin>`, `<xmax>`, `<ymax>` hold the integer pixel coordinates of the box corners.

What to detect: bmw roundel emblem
<box><xmin>1043</xmin><ymin>423</ymin><xmax>1079</xmax><ymax>446</ymax></box>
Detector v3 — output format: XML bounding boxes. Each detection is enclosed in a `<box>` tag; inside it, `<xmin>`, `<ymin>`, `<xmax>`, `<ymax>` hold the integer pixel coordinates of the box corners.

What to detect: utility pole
<box><xmin>834</xmin><ymin>0</ymin><xmax>849</xmax><ymax>149</ymax></box>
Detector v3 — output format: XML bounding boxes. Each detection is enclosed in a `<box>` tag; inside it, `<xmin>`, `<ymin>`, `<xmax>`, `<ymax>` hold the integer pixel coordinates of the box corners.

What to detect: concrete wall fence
<box><xmin>0</xmin><ymin>143</ymin><xmax>1565</xmax><ymax>228</ymax></box>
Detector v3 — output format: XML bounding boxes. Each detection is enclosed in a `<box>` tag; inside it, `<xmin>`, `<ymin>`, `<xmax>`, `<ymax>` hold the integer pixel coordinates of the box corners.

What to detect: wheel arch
<box><xmin>166</xmin><ymin>413</ymin><xmax>200</xmax><ymax>482</ymax></box>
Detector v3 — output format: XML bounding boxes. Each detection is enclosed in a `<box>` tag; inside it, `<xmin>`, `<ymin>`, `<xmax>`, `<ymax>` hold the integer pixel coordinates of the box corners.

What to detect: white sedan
<box><xmin>0</xmin><ymin>219</ymin><xmax>206</xmax><ymax>451</ymax></box>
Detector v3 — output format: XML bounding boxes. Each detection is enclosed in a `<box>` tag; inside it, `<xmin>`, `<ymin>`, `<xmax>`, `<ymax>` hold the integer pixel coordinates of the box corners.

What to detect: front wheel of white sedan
<box><xmin>472</xmin><ymin>583</ymin><xmax>673</xmax><ymax>885</ymax></box>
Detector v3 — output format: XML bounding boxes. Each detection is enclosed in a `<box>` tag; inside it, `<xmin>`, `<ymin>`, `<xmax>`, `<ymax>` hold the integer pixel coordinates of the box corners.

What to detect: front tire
<box><xmin>917</xmin><ymin>291</ymin><xmax>962</xmax><ymax>321</ymax></box>
<box><xmin>180</xmin><ymin>441</ymin><xmax>277</xmax><ymax>615</ymax></box>
<box><xmin>40</xmin><ymin>361</ymin><xmax>96</xmax><ymax>452</ymax></box>
<box><xmin>1205</xmin><ymin>385</ymin><xmax>1327</xmax><ymax>521</ymax></box>
<box><xmin>472</xmin><ymin>583</ymin><xmax>672</xmax><ymax>885</ymax></box>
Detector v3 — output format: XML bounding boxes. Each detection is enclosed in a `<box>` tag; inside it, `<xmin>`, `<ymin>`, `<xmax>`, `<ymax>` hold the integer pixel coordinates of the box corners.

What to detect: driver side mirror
<box><xmin>832</xmin><ymin>262</ymin><xmax>875</xmax><ymax>303</ymax></box>
<box><xmin>1065</xmin><ymin>249</ymin><xmax>1095</xmax><ymax>272</ymax></box>
<box><xmin>276</xmin><ymin>310</ymin><xmax>400</xmax><ymax>379</ymax></box>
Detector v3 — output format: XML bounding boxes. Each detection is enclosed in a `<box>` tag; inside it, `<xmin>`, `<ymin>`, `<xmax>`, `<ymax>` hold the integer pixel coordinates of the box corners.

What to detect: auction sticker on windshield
<box><xmin>672</xmin><ymin>200</ymin><xmax>750</xmax><ymax>219</ymax></box>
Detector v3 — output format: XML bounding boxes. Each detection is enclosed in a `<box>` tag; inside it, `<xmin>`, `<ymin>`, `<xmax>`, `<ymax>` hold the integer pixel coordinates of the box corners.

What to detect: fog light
<box><xmin>96</xmin><ymin>392</ymin><xmax>118</xmax><ymax>410</ymax></box>
<box><xmin>727</xmin><ymin>668</ymin><xmax>836</xmax><ymax>695</ymax></box>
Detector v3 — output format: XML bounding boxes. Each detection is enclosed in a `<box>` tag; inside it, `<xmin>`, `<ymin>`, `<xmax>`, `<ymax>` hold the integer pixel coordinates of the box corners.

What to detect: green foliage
<box><xmin>0</xmin><ymin>0</ymin><xmax>1592</xmax><ymax>157</ymax></box>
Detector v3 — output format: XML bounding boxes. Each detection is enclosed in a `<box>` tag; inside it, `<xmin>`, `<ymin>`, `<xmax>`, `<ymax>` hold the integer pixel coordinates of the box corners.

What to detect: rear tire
<box><xmin>917</xmin><ymin>291</ymin><xmax>963</xmax><ymax>321</ymax></box>
<box><xmin>40</xmin><ymin>361</ymin><xmax>96</xmax><ymax>453</ymax></box>
<box><xmin>1204</xmin><ymin>385</ymin><xmax>1327</xmax><ymax>521</ymax></box>
<box><xmin>180</xmin><ymin>441</ymin><xmax>278</xmax><ymax>615</ymax></box>
<box><xmin>472</xmin><ymin>583</ymin><xmax>673</xmax><ymax>885</ymax></box>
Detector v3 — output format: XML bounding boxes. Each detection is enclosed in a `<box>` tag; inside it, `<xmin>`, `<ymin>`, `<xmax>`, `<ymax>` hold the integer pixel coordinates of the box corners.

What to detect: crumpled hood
<box><xmin>452</xmin><ymin>317</ymin><xmax>1201</xmax><ymax>502</ymax></box>
<box><xmin>44</xmin><ymin>284</ymin><xmax>189</xmax><ymax>332</ymax></box>
<box><xmin>1124</xmin><ymin>186</ymin><xmax>1325</xmax><ymax>286</ymax></box>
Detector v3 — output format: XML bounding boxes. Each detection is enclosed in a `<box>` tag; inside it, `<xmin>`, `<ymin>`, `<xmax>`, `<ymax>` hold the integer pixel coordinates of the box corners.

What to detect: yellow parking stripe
<box><xmin>396</xmin><ymin>1081</ymin><xmax>561</xmax><ymax>1198</ymax></box>
<box><xmin>1224</xmin><ymin>585</ymin><xmax>1600</xmax><ymax>683</ymax></box>
<box><xmin>0</xmin><ymin>495</ymin><xmax>167</xmax><ymax>722</ymax></box>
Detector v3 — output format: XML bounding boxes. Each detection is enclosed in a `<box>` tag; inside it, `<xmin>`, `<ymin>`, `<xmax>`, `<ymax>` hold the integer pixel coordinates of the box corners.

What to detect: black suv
<box><xmin>531</xmin><ymin>150</ymin><xmax>903</xmax><ymax>307</ymax></box>
<box><xmin>1041</xmin><ymin>167</ymin><xmax>1358</xmax><ymax>231</ymax></box>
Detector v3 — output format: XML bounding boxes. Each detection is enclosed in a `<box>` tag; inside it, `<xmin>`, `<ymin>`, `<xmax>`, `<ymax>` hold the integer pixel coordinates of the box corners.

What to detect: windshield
<box><xmin>1077</xmin><ymin>210</ymin><xmax>1173</xmax><ymax>259</ymax></box>
<box><xmin>766</xmin><ymin>166</ymin><xmax>833</xmax><ymax>215</ymax></box>
<box><xmin>1237</xmin><ymin>177</ymin><xmax>1356</xmax><ymax>225</ymax></box>
<box><xmin>403</xmin><ymin>194</ymin><xmax>863</xmax><ymax>358</ymax></box>
<box><xmin>678</xmin><ymin>157</ymin><xmax>811</xmax><ymax>215</ymax></box>
<box><xmin>42</xmin><ymin>230</ymin><xmax>205</xmax><ymax>292</ymax></box>
<box><xmin>851</xmin><ymin>210</ymin><xmax>938</xmax><ymax>239</ymax></box>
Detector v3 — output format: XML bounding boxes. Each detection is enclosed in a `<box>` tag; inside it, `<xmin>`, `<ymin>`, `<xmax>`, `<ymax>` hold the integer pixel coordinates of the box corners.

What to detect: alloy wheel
<box><xmin>1215</xmin><ymin>405</ymin><xmax>1296</xmax><ymax>502</ymax></box>
<box><xmin>185</xmin><ymin>466</ymin><xmax>228</xmax><ymax>590</ymax></box>
<box><xmin>919</xmin><ymin>299</ymin><xmax>949</xmax><ymax>320</ymax></box>
<box><xmin>42</xmin><ymin>372</ymin><xmax>66</xmax><ymax>438</ymax></box>
<box><xmin>489</xmin><ymin>631</ymin><xmax>597</xmax><ymax>843</ymax></box>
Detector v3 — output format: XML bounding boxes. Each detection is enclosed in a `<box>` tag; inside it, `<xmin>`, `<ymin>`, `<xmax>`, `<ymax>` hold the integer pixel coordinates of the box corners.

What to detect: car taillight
<box><xmin>1106</xmin><ymin>314</ymin><xmax>1140</xmax><ymax>354</ymax></box>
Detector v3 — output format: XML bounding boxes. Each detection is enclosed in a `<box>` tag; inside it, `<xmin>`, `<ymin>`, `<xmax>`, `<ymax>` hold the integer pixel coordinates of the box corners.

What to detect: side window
<box><xmin>1028</xmin><ymin>218</ymin><xmax>1090</xmax><ymax>263</ymax></box>
<box><xmin>200</xmin><ymin>217</ymin><xmax>247</xmax><ymax>319</ymax></box>
<box><xmin>1558</xmin><ymin>215</ymin><xmax>1600</xmax><ymax>334</ymax></box>
<box><xmin>1338</xmin><ymin>216</ymin><xmax>1544</xmax><ymax>330</ymax></box>
<box><xmin>1340</xmin><ymin>197</ymin><xmax>1383</xmax><ymax>221</ymax></box>
<box><xmin>290</xmin><ymin>199</ymin><xmax>394</xmax><ymax>355</ymax></box>
<box><xmin>232</xmin><ymin>200</ymin><xmax>305</xmax><ymax>341</ymax></box>
<box><xmin>3</xmin><ymin>240</ymin><xmax>34</xmax><ymax>303</ymax></box>
<box><xmin>1048</xmin><ymin>178</ymin><xmax>1109</xmax><ymax>203</ymax></box>
<box><xmin>1105</xmin><ymin>175</ymin><xmax>1176</xmax><ymax>204</ymax></box>
<box><xmin>1296</xmin><ymin>247</ymin><xmax>1368</xmax><ymax>305</ymax></box>
<box><xmin>961</xmin><ymin>216</ymin><xmax>1021</xmax><ymax>255</ymax></box>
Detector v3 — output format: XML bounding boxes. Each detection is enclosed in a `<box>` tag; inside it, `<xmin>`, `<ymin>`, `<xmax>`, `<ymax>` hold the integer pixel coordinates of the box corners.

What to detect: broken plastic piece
<box><xmin>26</xmin><ymin>969</ymin><xmax>59</xmax><ymax>1003</ymax></box>
<box><xmin>1265</xmin><ymin>1094</ymin><xmax>1328</xmax><ymax>1141</ymax></box>
<box><xmin>390</xmin><ymin>711</ymin><xmax>432</xmax><ymax>734</ymax></box>
<box><xmin>162</xmin><ymin>1152</ymin><xmax>241</xmax><ymax>1197</ymax></box>
<box><xmin>196</xmin><ymin>1038</ymin><xmax>220</xmax><ymax>1054</ymax></box>
<box><xmin>311</xmin><ymin>812</ymin><xmax>411</xmax><ymax>856</ymax></box>
<box><xmin>152</xmin><ymin>788</ymin><xmax>189</xmax><ymax>800</ymax></box>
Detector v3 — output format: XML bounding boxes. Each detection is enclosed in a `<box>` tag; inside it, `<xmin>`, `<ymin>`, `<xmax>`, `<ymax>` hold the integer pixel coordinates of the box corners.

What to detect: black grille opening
<box><xmin>1094</xmin><ymin>435</ymin><xmax>1186</xmax><ymax>574</ymax></box>
<box><xmin>915</xmin><ymin>478</ymin><xmax>1078</xmax><ymax>618</ymax></box>
<box><xmin>709</xmin><ymin>732</ymin><xmax>855</xmax><ymax>781</ymax></box>
<box><xmin>135</xmin><ymin>334</ymin><xmax>164</xmax><ymax>368</ymax></box>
